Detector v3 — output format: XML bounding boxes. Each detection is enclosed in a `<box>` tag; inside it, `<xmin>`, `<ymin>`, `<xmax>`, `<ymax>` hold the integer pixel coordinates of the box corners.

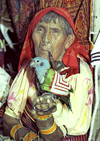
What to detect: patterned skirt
<box><xmin>59</xmin><ymin>133</ymin><xmax>88</xmax><ymax>141</ymax></box>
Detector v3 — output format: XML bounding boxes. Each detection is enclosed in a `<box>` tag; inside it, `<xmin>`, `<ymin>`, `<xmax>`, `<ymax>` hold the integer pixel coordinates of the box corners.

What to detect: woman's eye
<box><xmin>52</xmin><ymin>29</ymin><xmax>59</xmax><ymax>33</ymax></box>
<box><xmin>37</xmin><ymin>28</ymin><xmax>43</xmax><ymax>32</ymax></box>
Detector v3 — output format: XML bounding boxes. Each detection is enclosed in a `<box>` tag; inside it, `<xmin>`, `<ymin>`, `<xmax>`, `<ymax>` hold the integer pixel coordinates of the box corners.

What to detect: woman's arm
<box><xmin>3</xmin><ymin>114</ymin><xmax>44</xmax><ymax>141</ymax></box>
<box><xmin>36</xmin><ymin>114</ymin><xmax>63</xmax><ymax>141</ymax></box>
<box><xmin>31</xmin><ymin>95</ymin><xmax>63</xmax><ymax>141</ymax></box>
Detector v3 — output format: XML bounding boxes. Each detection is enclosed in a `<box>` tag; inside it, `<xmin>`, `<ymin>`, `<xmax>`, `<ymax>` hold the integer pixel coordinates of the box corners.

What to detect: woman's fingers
<box><xmin>31</xmin><ymin>95</ymin><xmax>57</xmax><ymax>117</ymax></box>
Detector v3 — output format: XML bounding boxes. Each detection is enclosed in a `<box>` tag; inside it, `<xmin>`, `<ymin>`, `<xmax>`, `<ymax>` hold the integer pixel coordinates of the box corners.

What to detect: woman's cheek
<box><xmin>32</xmin><ymin>34</ymin><xmax>41</xmax><ymax>46</ymax></box>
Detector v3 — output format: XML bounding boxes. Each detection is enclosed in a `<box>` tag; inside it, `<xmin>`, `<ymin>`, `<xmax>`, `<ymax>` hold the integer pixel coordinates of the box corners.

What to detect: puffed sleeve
<box><xmin>53</xmin><ymin>73</ymin><xmax>93</xmax><ymax>136</ymax></box>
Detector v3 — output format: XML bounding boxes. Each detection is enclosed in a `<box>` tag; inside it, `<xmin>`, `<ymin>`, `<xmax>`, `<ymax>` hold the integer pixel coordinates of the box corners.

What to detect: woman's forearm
<box><xmin>36</xmin><ymin>114</ymin><xmax>63</xmax><ymax>141</ymax></box>
<box><xmin>3</xmin><ymin>114</ymin><xmax>44</xmax><ymax>141</ymax></box>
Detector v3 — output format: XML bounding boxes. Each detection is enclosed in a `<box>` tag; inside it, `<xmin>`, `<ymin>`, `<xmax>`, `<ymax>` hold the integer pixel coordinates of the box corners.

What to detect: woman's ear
<box><xmin>65</xmin><ymin>33</ymin><xmax>75</xmax><ymax>49</ymax></box>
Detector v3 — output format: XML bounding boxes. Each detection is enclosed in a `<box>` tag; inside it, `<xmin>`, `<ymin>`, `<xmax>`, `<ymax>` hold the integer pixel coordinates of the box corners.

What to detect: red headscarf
<box><xmin>18</xmin><ymin>7</ymin><xmax>91</xmax><ymax>77</ymax></box>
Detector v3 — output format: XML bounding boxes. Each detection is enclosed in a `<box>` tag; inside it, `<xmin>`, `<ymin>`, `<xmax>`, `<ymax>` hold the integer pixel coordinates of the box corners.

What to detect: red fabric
<box><xmin>0</xmin><ymin>103</ymin><xmax>6</xmax><ymax>118</ymax></box>
<box><xmin>62</xmin><ymin>37</ymin><xmax>90</xmax><ymax>68</ymax></box>
<box><xmin>18</xmin><ymin>7</ymin><xmax>91</xmax><ymax>77</ymax></box>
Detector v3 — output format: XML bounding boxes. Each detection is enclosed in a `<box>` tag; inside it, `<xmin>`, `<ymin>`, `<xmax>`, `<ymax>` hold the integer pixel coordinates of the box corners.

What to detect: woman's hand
<box><xmin>30</xmin><ymin>93</ymin><xmax>63</xmax><ymax>141</ymax></box>
<box><xmin>31</xmin><ymin>93</ymin><xmax>57</xmax><ymax>118</ymax></box>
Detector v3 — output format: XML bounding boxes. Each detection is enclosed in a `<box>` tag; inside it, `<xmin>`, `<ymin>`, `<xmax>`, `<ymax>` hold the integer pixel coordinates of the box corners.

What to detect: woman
<box><xmin>3</xmin><ymin>7</ymin><xmax>93</xmax><ymax>141</ymax></box>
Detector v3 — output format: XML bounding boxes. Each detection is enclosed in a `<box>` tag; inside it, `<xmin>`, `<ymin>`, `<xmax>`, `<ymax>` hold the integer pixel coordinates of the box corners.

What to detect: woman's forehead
<box><xmin>38</xmin><ymin>18</ymin><xmax>61</xmax><ymax>24</ymax></box>
<box><xmin>34</xmin><ymin>19</ymin><xmax>64</xmax><ymax>31</ymax></box>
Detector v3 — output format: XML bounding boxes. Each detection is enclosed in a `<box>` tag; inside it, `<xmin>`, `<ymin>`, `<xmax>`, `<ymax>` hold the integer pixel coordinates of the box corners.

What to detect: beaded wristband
<box><xmin>40</xmin><ymin>122</ymin><xmax>57</xmax><ymax>135</ymax></box>
<box><xmin>37</xmin><ymin>113</ymin><xmax>52</xmax><ymax>121</ymax></box>
<box><xmin>10</xmin><ymin>124</ymin><xmax>23</xmax><ymax>139</ymax></box>
<box><xmin>23</xmin><ymin>132</ymin><xmax>38</xmax><ymax>141</ymax></box>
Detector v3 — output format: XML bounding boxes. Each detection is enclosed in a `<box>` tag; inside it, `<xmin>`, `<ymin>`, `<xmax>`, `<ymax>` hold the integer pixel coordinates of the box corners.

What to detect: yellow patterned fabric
<box><xmin>5</xmin><ymin>60</ymin><xmax>37</xmax><ymax>118</ymax></box>
<box><xmin>53</xmin><ymin>73</ymin><xmax>93</xmax><ymax>135</ymax></box>
<box><xmin>52</xmin><ymin>58</ymin><xmax>93</xmax><ymax>136</ymax></box>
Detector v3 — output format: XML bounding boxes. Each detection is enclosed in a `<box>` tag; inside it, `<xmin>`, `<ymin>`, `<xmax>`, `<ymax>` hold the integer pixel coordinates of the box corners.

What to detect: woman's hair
<box><xmin>38</xmin><ymin>10</ymin><xmax>73</xmax><ymax>35</ymax></box>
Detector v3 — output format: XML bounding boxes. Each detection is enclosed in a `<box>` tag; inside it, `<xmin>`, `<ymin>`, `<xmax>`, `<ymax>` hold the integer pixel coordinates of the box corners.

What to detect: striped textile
<box><xmin>50</xmin><ymin>70</ymin><xmax>72</xmax><ymax>96</ymax></box>
<box><xmin>91</xmin><ymin>32</ymin><xmax>100</xmax><ymax>66</ymax></box>
<box><xmin>21</xmin><ymin>100</ymin><xmax>38</xmax><ymax>134</ymax></box>
<box><xmin>42</xmin><ymin>69</ymin><xmax>72</xmax><ymax>96</ymax></box>
<box><xmin>59</xmin><ymin>132</ymin><xmax>88</xmax><ymax>141</ymax></box>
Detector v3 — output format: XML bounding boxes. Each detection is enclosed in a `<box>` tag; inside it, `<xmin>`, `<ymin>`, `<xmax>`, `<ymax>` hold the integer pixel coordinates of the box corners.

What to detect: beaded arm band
<box><xmin>10</xmin><ymin>125</ymin><xmax>23</xmax><ymax>139</ymax></box>
<box><xmin>40</xmin><ymin>122</ymin><xmax>57</xmax><ymax>135</ymax></box>
<box><xmin>23</xmin><ymin>132</ymin><xmax>38</xmax><ymax>141</ymax></box>
<box><xmin>10</xmin><ymin>124</ymin><xmax>38</xmax><ymax>140</ymax></box>
<box><xmin>37</xmin><ymin>113</ymin><xmax>52</xmax><ymax>121</ymax></box>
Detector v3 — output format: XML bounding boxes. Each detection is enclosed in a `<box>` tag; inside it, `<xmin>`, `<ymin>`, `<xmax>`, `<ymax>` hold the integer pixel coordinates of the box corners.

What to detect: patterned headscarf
<box><xmin>18</xmin><ymin>7</ymin><xmax>91</xmax><ymax>76</ymax></box>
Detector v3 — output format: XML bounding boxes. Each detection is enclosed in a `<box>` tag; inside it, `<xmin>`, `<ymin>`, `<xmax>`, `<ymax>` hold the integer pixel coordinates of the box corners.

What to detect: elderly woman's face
<box><xmin>32</xmin><ymin>19</ymin><xmax>68</xmax><ymax>62</ymax></box>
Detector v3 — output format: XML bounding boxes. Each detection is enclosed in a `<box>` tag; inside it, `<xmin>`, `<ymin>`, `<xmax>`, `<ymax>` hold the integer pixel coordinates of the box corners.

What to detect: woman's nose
<box><xmin>41</xmin><ymin>30</ymin><xmax>51</xmax><ymax>46</ymax></box>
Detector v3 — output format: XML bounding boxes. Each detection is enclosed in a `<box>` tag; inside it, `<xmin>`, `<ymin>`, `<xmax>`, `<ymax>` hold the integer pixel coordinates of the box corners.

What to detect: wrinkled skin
<box><xmin>32</xmin><ymin>19</ymin><xmax>69</xmax><ymax>62</ymax></box>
